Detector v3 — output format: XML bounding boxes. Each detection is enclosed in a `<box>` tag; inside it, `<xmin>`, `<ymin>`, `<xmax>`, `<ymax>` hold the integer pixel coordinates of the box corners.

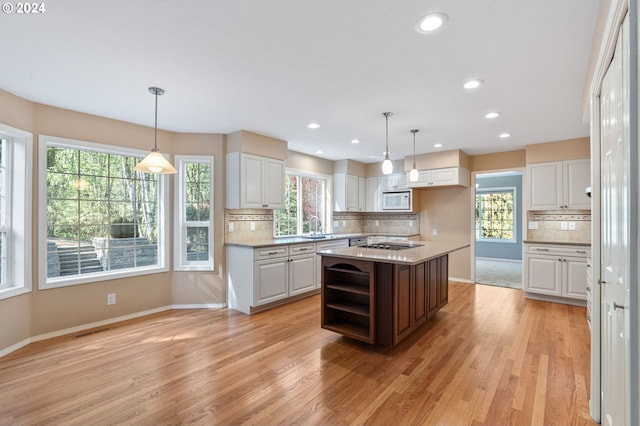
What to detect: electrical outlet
<box><xmin>569</xmin><ymin>221</ymin><xmax>576</xmax><ymax>231</ymax></box>
<box><xmin>409</xmin><ymin>220</ymin><xmax>414</xmax><ymax>227</ymax></box>
<box><xmin>250</xmin><ymin>222</ymin><xmax>255</xmax><ymax>231</ymax></box>
<box><xmin>375</xmin><ymin>220</ymin><xmax>379</xmax><ymax>226</ymax></box>
<box><xmin>432</xmin><ymin>228</ymin><xmax>438</xmax><ymax>236</ymax></box>
<box><xmin>561</xmin><ymin>221</ymin><xmax>568</xmax><ymax>230</ymax></box>
<box><xmin>528</xmin><ymin>221</ymin><xmax>538</xmax><ymax>230</ymax></box>
<box><xmin>342</xmin><ymin>220</ymin><xmax>346</xmax><ymax>227</ymax></box>
<box><xmin>107</xmin><ymin>293</ymin><xmax>116</xmax><ymax>305</ymax></box>
<box><xmin>333</xmin><ymin>220</ymin><xmax>339</xmax><ymax>228</ymax></box>
<box><xmin>228</xmin><ymin>222</ymin><xmax>234</xmax><ymax>232</ymax></box>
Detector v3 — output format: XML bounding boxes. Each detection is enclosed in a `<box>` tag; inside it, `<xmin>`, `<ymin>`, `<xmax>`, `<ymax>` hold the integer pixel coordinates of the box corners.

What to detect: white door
<box><xmin>600</xmin><ymin>16</ymin><xmax>629</xmax><ymax>426</ymax></box>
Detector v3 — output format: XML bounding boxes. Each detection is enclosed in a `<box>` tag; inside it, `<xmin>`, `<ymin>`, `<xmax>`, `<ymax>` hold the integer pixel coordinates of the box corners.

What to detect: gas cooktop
<box><xmin>358</xmin><ymin>243</ymin><xmax>423</xmax><ymax>251</ymax></box>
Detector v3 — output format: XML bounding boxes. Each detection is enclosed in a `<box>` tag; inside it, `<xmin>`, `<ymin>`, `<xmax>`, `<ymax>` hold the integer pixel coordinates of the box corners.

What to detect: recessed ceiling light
<box><xmin>307</xmin><ymin>122</ymin><xmax>320</xmax><ymax>129</ymax></box>
<box><xmin>351</xmin><ymin>139</ymin><xmax>360</xmax><ymax>144</ymax></box>
<box><xmin>463</xmin><ymin>79</ymin><xmax>484</xmax><ymax>89</ymax></box>
<box><xmin>485</xmin><ymin>112</ymin><xmax>501</xmax><ymax>119</ymax></box>
<box><xmin>316</xmin><ymin>150</ymin><xmax>324</xmax><ymax>154</ymax></box>
<box><xmin>499</xmin><ymin>132</ymin><xmax>511</xmax><ymax>139</ymax></box>
<box><xmin>433</xmin><ymin>143</ymin><xmax>444</xmax><ymax>148</ymax></box>
<box><xmin>415</xmin><ymin>12</ymin><xmax>449</xmax><ymax>33</ymax></box>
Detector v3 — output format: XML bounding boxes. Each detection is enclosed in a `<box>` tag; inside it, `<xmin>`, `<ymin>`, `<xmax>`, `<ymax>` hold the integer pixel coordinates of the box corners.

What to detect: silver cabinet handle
<box><xmin>598</xmin><ymin>279</ymin><xmax>607</xmax><ymax>284</ymax></box>
<box><xmin>576</xmin><ymin>250</ymin><xmax>587</xmax><ymax>254</ymax></box>
<box><xmin>586</xmin><ymin>287</ymin><xmax>591</xmax><ymax>291</ymax></box>
<box><xmin>267</xmin><ymin>251</ymin><xmax>279</xmax><ymax>255</ymax></box>
<box><xmin>613</xmin><ymin>303</ymin><xmax>625</xmax><ymax>310</ymax></box>
<box><xmin>536</xmin><ymin>248</ymin><xmax>550</xmax><ymax>251</ymax></box>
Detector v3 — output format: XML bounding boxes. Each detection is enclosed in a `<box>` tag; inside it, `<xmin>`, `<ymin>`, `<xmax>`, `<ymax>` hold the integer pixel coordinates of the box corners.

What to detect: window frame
<box><xmin>0</xmin><ymin>123</ymin><xmax>33</xmax><ymax>300</ymax></box>
<box><xmin>38</xmin><ymin>135</ymin><xmax>170</xmax><ymax>289</ymax></box>
<box><xmin>274</xmin><ymin>168</ymin><xmax>332</xmax><ymax>237</ymax></box>
<box><xmin>475</xmin><ymin>186</ymin><xmax>517</xmax><ymax>244</ymax></box>
<box><xmin>174</xmin><ymin>155</ymin><xmax>214</xmax><ymax>271</ymax></box>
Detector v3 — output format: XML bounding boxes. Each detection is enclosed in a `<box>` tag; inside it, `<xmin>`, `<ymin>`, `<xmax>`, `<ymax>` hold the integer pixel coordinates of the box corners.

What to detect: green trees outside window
<box><xmin>475</xmin><ymin>190</ymin><xmax>515</xmax><ymax>241</ymax></box>
<box><xmin>274</xmin><ymin>173</ymin><xmax>327</xmax><ymax>236</ymax></box>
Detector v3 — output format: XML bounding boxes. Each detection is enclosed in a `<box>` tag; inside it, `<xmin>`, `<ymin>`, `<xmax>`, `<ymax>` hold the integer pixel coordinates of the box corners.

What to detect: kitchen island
<box><xmin>317</xmin><ymin>240</ymin><xmax>468</xmax><ymax>346</ymax></box>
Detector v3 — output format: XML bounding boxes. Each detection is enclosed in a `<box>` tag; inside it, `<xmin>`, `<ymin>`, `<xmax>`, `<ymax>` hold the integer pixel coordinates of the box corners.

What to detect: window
<box><xmin>274</xmin><ymin>170</ymin><xmax>330</xmax><ymax>236</ymax></box>
<box><xmin>475</xmin><ymin>188</ymin><xmax>516</xmax><ymax>242</ymax></box>
<box><xmin>174</xmin><ymin>156</ymin><xmax>214</xmax><ymax>271</ymax></box>
<box><xmin>0</xmin><ymin>124</ymin><xmax>32</xmax><ymax>300</ymax></box>
<box><xmin>39</xmin><ymin>135</ymin><xmax>169</xmax><ymax>289</ymax></box>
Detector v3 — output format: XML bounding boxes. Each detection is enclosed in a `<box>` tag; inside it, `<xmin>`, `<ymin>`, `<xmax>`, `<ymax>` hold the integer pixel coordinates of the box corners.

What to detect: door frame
<box><xmin>469</xmin><ymin>167</ymin><xmax>525</xmax><ymax>284</ymax></box>
<box><xmin>588</xmin><ymin>0</ymin><xmax>639</xmax><ymax>423</ymax></box>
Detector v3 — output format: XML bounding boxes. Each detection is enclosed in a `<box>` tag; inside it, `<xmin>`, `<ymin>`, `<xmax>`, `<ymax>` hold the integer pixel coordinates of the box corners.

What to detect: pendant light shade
<box><xmin>381</xmin><ymin>112</ymin><xmax>393</xmax><ymax>175</ymax></box>
<box><xmin>409</xmin><ymin>129</ymin><xmax>420</xmax><ymax>182</ymax></box>
<box><xmin>134</xmin><ymin>87</ymin><xmax>177</xmax><ymax>175</ymax></box>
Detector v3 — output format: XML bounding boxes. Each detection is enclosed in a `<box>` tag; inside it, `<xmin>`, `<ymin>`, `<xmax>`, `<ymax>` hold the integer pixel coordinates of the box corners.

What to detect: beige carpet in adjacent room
<box><xmin>475</xmin><ymin>258</ymin><xmax>523</xmax><ymax>289</ymax></box>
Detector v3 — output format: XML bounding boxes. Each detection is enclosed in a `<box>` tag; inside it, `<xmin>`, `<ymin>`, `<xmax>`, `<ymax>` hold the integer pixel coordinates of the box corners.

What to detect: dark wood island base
<box><xmin>321</xmin><ymin>254</ymin><xmax>449</xmax><ymax>346</ymax></box>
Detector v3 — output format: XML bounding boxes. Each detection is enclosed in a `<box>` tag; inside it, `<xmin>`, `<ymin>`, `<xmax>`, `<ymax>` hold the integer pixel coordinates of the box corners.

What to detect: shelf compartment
<box><xmin>322</xmin><ymin>321</ymin><xmax>370</xmax><ymax>341</ymax></box>
<box><xmin>325</xmin><ymin>282</ymin><xmax>370</xmax><ymax>295</ymax></box>
<box><xmin>326</xmin><ymin>301</ymin><xmax>370</xmax><ymax>317</ymax></box>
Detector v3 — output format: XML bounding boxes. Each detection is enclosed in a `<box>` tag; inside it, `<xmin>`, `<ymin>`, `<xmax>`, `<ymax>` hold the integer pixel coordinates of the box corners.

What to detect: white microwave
<box><xmin>381</xmin><ymin>190</ymin><xmax>412</xmax><ymax>211</ymax></box>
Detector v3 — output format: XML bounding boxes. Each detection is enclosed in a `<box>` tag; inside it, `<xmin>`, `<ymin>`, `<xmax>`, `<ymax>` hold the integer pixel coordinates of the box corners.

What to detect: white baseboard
<box><xmin>172</xmin><ymin>303</ymin><xmax>227</xmax><ymax>309</ymax></box>
<box><xmin>449</xmin><ymin>277</ymin><xmax>473</xmax><ymax>284</ymax></box>
<box><xmin>0</xmin><ymin>338</ymin><xmax>31</xmax><ymax>358</ymax></box>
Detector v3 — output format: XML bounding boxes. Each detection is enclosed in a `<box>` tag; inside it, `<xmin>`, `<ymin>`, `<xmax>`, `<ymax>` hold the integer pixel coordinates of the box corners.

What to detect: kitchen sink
<box><xmin>301</xmin><ymin>234</ymin><xmax>336</xmax><ymax>240</ymax></box>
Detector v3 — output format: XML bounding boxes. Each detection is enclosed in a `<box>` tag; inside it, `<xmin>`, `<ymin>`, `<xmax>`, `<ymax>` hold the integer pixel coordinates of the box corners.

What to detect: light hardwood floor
<box><xmin>0</xmin><ymin>282</ymin><xmax>595</xmax><ymax>425</ymax></box>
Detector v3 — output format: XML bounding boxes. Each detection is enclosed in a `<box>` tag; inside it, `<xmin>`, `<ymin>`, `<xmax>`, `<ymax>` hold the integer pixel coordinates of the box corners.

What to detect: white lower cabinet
<box><xmin>523</xmin><ymin>243</ymin><xmax>589</xmax><ymax>303</ymax></box>
<box><xmin>227</xmin><ymin>243</ymin><xmax>319</xmax><ymax>314</ymax></box>
<box><xmin>315</xmin><ymin>238</ymin><xmax>349</xmax><ymax>287</ymax></box>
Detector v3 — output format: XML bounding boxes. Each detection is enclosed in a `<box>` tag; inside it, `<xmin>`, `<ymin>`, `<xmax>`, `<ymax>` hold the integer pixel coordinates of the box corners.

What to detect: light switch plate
<box><xmin>375</xmin><ymin>220</ymin><xmax>379</xmax><ymax>226</ymax></box>
<box><xmin>528</xmin><ymin>221</ymin><xmax>538</xmax><ymax>230</ymax></box>
<box><xmin>409</xmin><ymin>220</ymin><xmax>414</xmax><ymax>227</ymax></box>
<box><xmin>432</xmin><ymin>228</ymin><xmax>438</xmax><ymax>236</ymax></box>
<box><xmin>560</xmin><ymin>221</ymin><xmax>568</xmax><ymax>230</ymax></box>
<box><xmin>228</xmin><ymin>222</ymin><xmax>234</xmax><ymax>232</ymax></box>
<box><xmin>250</xmin><ymin>222</ymin><xmax>256</xmax><ymax>231</ymax></box>
<box><xmin>569</xmin><ymin>222</ymin><xmax>576</xmax><ymax>231</ymax></box>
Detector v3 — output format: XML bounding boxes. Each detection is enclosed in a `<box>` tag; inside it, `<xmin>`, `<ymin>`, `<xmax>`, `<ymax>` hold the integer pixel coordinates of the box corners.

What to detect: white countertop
<box><xmin>317</xmin><ymin>240</ymin><xmax>470</xmax><ymax>265</ymax></box>
<box><xmin>225</xmin><ymin>233</ymin><xmax>420</xmax><ymax>248</ymax></box>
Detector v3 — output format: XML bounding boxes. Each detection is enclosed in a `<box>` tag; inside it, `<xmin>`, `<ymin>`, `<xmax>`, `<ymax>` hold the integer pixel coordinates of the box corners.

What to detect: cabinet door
<box><xmin>431</xmin><ymin>167</ymin><xmax>459</xmax><ymax>187</ymax></box>
<box><xmin>358</xmin><ymin>177</ymin><xmax>366</xmax><ymax>211</ymax></box>
<box><xmin>437</xmin><ymin>255</ymin><xmax>449</xmax><ymax>307</ymax></box>
<box><xmin>289</xmin><ymin>254</ymin><xmax>316</xmax><ymax>295</ymax></box>
<box><xmin>379</xmin><ymin>173</ymin><xmax>405</xmax><ymax>191</ymax></box>
<box><xmin>408</xmin><ymin>170</ymin><xmax>432</xmax><ymax>187</ymax></box>
<box><xmin>394</xmin><ymin>264</ymin><xmax>413</xmax><ymax>345</ymax></box>
<box><xmin>254</xmin><ymin>258</ymin><xmax>288</xmax><ymax>305</ymax></box>
<box><xmin>365</xmin><ymin>177</ymin><xmax>379</xmax><ymax>211</ymax></box>
<box><xmin>563</xmin><ymin>257</ymin><xmax>587</xmax><ymax>299</ymax></box>
<box><xmin>564</xmin><ymin>159</ymin><xmax>591</xmax><ymax>210</ymax></box>
<box><xmin>241</xmin><ymin>154</ymin><xmax>265</xmax><ymax>208</ymax></box>
<box><xmin>524</xmin><ymin>254</ymin><xmax>561</xmax><ymax>296</ymax></box>
<box><xmin>427</xmin><ymin>258</ymin><xmax>439</xmax><ymax>317</ymax></box>
<box><xmin>263</xmin><ymin>158</ymin><xmax>285</xmax><ymax>209</ymax></box>
<box><xmin>413</xmin><ymin>261</ymin><xmax>427</xmax><ymax>327</ymax></box>
<box><xmin>527</xmin><ymin>162</ymin><xmax>563</xmax><ymax>210</ymax></box>
<box><xmin>345</xmin><ymin>174</ymin><xmax>360</xmax><ymax>211</ymax></box>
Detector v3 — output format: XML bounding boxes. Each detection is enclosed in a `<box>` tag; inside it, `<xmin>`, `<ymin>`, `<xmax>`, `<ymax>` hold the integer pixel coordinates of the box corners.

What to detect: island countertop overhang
<box><xmin>317</xmin><ymin>240</ymin><xmax>470</xmax><ymax>265</ymax></box>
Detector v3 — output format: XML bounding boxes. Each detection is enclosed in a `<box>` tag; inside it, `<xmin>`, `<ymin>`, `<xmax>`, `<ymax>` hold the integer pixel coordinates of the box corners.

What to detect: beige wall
<box><xmin>469</xmin><ymin>150</ymin><xmax>526</xmax><ymax>172</ymax></box>
<box><xmin>226</xmin><ymin>130</ymin><xmax>288</xmax><ymax>160</ymax></box>
<box><xmin>287</xmin><ymin>150</ymin><xmax>333</xmax><ymax>175</ymax></box>
<box><xmin>404</xmin><ymin>149</ymin><xmax>470</xmax><ymax>171</ymax></box>
<box><xmin>0</xmin><ymin>89</ymin><xmax>226</xmax><ymax>351</ymax></box>
<box><xmin>417</xmin><ymin>186</ymin><xmax>472</xmax><ymax>281</ymax></box>
<box><xmin>333</xmin><ymin>159</ymin><xmax>367</xmax><ymax>176</ymax></box>
<box><xmin>525</xmin><ymin>137</ymin><xmax>590</xmax><ymax>163</ymax></box>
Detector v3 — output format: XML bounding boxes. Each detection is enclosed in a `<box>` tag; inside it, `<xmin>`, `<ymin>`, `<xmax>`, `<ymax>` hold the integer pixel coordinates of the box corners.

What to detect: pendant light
<box><xmin>409</xmin><ymin>129</ymin><xmax>420</xmax><ymax>182</ymax></box>
<box><xmin>134</xmin><ymin>87</ymin><xmax>177</xmax><ymax>174</ymax></box>
<box><xmin>381</xmin><ymin>112</ymin><xmax>393</xmax><ymax>175</ymax></box>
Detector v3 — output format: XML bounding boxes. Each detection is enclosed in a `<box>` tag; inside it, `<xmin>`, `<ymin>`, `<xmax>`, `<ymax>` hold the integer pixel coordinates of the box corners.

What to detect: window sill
<box><xmin>39</xmin><ymin>265</ymin><xmax>169</xmax><ymax>290</ymax></box>
<box><xmin>0</xmin><ymin>286</ymin><xmax>32</xmax><ymax>300</ymax></box>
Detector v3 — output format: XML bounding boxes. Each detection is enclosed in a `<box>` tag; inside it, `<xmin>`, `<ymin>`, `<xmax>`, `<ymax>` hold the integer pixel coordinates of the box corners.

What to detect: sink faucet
<box><xmin>309</xmin><ymin>216</ymin><xmax>321</xmax><ymax>235</ymax></box>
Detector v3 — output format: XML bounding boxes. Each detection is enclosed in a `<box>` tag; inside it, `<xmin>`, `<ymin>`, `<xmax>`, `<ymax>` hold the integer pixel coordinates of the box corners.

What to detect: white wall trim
<box><xmin>449</xmin><ymin>277</ymin><xmax>473</xmax><ymax>284</ymax></box>
<box><xmin>171</xmin><ymin>303</ymin><xmax>227</xmax><ymax>309</ymax></box>
<box><xmin>0</xmin><ymin>338</ymin><xmax>31</xmax><ymax>358</ymax></box>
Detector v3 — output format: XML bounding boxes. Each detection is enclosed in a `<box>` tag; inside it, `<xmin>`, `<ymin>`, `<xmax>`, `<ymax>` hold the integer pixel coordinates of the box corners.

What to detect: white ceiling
<box><xmin>0</xmin><ymin>0</ymin><xmax>599</xmax><ymax>163</ymax></box>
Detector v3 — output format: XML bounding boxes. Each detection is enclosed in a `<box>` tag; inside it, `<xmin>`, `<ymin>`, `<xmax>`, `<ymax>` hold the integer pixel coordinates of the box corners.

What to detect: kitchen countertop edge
<box><xmin>225</xmin><ymin>233</ymin><xmax>420</xmax><ymax>248</ymax></box>
<box><xmin>523</xmin><ymin>240</ymin><xmax>591</xmax><ymax>247</ymax></box>
<box><xmin>317</xmin><ymin>241</ymin><xmax>470</xmax><ymax>266</ymax></box>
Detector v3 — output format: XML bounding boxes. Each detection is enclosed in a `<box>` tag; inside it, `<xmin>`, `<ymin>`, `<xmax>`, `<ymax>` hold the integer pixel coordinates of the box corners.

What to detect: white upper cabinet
<box><xmin>527</xmin><ymin>159</ymin><xmax>590</xmax><ymax>210</ymax></box>
<box><xmin>334</xmin><ymin>173</ymin><xmax>365</xmax><ymax>211</ymax></box>
<box><xmin>407</xmin><ymin>167</ymin><xmax>470</xmax><ymax>188</ymax></box>
<box><xmin>378</xmin><ymin>173</ymin><xmax>408</xmax><ymax>191</ymax></box>
<box><xmin>226</xmin><ymin>152</ymin><xmax>285</xmax><ymax>209</ymax></box>
<box><xmin>365</xmin><ymin>177</ymin><xmax>379</xmax><ymax>212</ymax></box>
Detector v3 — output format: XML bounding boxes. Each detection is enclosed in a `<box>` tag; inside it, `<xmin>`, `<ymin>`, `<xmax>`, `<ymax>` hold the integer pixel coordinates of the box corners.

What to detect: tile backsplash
<box><xmin>225</xmin><ymin>210</ymin><xmax>419</xmax><ymax>243</ymax></box>
<box><xmin>526</xmin><ymin>211</ymin><xmax>591</xmax><ymax>244</ymax></box>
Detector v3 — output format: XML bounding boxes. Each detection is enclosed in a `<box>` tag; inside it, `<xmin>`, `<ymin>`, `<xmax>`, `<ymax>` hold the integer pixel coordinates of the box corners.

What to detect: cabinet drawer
<box><xmin>316</xmin><ymin>239</ymin><xmax>349</xmax><ymax>251</ymax></box>
<box><xmin>290</xmin><ymin>243</ymin><xmax>316</xmax><ymax>255</ymax></box>
<box><xmin>254</xmin><ymin>246</ymin><xmax>289</xmax><ymax>260</ymax></box>
<box><xmin>525</xmin><ymin>244</ymin><xmax>590</xmax><ymax>257</ymax></box>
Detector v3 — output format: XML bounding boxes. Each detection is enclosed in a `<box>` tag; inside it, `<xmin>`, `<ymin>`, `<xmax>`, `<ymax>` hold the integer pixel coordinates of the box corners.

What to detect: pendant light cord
<box><xmin>153</xmin><ymin>90</ymin><xmax>159</xmax><ymax>152</ymax></box>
